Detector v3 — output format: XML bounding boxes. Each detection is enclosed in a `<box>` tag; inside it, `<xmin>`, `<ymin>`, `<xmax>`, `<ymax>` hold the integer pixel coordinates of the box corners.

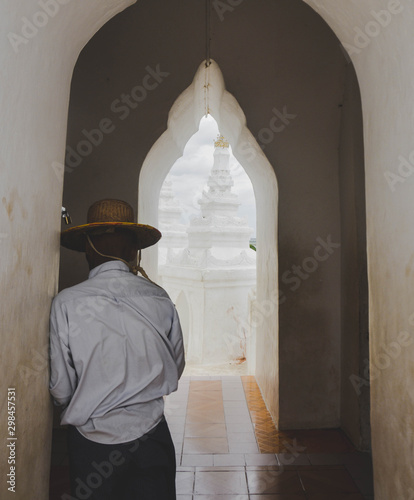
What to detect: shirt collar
<box><xmin>88</xmin><ymin>260</ymin><xmax>131</xmax><ymax>279</ymax></box>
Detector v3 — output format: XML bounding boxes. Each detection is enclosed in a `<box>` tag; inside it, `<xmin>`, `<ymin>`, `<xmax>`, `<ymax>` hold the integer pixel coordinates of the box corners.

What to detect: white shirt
<box><xmin>49</xmin><ymin>260</ymin><xmax>185</xmax><ymax>444</ymax></box>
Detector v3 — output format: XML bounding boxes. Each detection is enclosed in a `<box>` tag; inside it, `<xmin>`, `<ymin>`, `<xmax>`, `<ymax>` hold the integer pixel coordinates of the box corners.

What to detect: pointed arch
<box><xmin>138</xmin><ymin>60</ymin><xmax>279</xmax><ymax>419</ymax></box>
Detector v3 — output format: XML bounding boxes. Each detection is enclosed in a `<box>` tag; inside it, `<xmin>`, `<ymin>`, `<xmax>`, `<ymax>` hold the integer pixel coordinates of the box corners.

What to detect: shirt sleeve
<box><xmin>169</xmin><ymin>306</ymin><xmax>185</xmax><ymax>378</ymax></box>
<box><xmin>49</xmin><ymin>299</ymin><xmax>77</xmax><ymax>407</ymax></box>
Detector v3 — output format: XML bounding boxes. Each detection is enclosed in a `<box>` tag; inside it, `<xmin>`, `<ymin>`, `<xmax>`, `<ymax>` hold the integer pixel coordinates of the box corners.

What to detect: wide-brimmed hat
<box><xmin>61</xmin><ymin>199</ymin><xmax>161</xmax><ymax>252</ymax></box>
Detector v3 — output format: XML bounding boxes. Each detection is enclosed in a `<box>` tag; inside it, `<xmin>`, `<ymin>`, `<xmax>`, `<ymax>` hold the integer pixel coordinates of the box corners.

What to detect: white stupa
<box><xmin>157</xmin><ymin>179</ymin><xmax>187</xmax><ymax>267</ymax></box>
<box><xmin>159</xmin><ymin>135</ymin><xmax>256</xmax><ymax>365</ymax></box>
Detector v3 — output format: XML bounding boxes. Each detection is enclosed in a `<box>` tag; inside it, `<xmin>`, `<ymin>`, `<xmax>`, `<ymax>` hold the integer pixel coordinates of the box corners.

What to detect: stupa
<box><xmin>157</xmin><ymin>179</ymin><xmax>187</xmax><ymax>267</ymax></box>
<box><xmin>159</xmin><ymin>135</ymin><xmax>256</xmax><ymax>365</ymax></box>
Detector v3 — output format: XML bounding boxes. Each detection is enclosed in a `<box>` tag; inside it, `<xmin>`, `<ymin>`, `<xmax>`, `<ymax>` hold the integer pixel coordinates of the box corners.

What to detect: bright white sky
<box><xmin>162</xmin><ymin>115</ymin><xmax>256</xmax><ymax>236</ymax></box>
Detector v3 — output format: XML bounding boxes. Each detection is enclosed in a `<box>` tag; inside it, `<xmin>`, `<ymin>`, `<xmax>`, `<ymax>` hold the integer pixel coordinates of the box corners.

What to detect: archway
<box><xmin>157</xmin><ymin>115</ymin><xmax>257</xmax><ymax>372</ymax></box>
<box><xmin>4</xmin><ymin>1</ymin><xmax>410</xmax><ymax>498</ymax></box>
<box><xmin>138</xmin><ymin>59</ymin><xmax>279</xmax><ymax>416</ymax></box>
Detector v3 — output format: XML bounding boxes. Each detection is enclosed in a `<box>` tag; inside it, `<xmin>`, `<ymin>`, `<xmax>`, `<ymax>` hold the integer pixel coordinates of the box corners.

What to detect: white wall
<box><xmin>0</xmin><ymin>1</ymin><xmax>135</xmax><ymax>498</ymax></box>
<box><xmin>303</xmin><ymin>0</ymin><xmax>414</xmax><ymax>497</ymax></box>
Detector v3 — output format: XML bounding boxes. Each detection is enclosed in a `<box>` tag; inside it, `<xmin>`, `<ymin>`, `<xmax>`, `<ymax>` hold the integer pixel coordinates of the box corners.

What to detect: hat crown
<box><xmin>87</xmin><ymin>199</ymin><xmax>134</xmax><ymax>224</ymax></box>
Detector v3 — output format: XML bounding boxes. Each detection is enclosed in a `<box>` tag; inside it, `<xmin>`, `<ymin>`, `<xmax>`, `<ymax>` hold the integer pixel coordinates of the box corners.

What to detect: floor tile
<box><xmin>176</xmin><ymin>471</ymin><xmax>195</xmax><ymax>495</ymax></box>
<box><xmin>277</xmin><ymin>453</ymin><xmax>311</xmax><ymax>466</ymax></box>
<box><xmin>183</xmin><ymin>437</ymin><xmax>229</xmax><ymax>454</ymax></box>
<box><xmin>194</xmin><ymin>496</ymin><xmax>249</xmax><ymax>500</ymax></box>
<box><xmin>223</xmin><ymin>400</ymin><xmax>249</xmax><ymax>409</ymax></box>
<box><xmin>299</xmin><ymin>469</ymin><xmax>360</xmax><ymax>494</ymax></box>
<box><xmin>225</xmin><ymin>414</ymin><xmax>253</xmax><ymax>425</ymax></box>
<box><xmin>50</xmin><ymin>375</ymin><xmax>373</xmax><ymax>500</ymax></box>
<box><xmin>227</xmin><ymin>431</ymin><xmax>257</xmax><ymax>443</ymax></box>
<box><xmin>185</xmin><ymin>422</ymin><xmax>227</xmax><ymax>438</ymax></box>
<box><xmin>182</xmin><ymin>454</ymin><xmax>214</xmax><ymax>466</ymax></box>
<box><xmin>307</xmin><ymin>453</ymin><xmax>349</xmax><ymax>465</ymax></box>
<box><xmin>186</xmin><ymin>411</ymin><xmax>225</xmax><ymax>424</ymax></box>
<box><xmin>195</xmin><ymin>470</ymin><xmax>248</xmax><ymax>494</ymax></box>
<box><xmin>213</xmin><ymin>453</ymin><xmax>246</xmax><ymax>466</ymax></box>
<box><xmin>351</xmin><ymin>475</ymin><xmax>374</xmax><ymax>497</ymax></box>
<box><xmin>245</xmin><ymin>454</ymin><xmax>278</xmax><ymax>466</ymax></box>
<box><xmin>190</xmin><ymin>380</ymin><xmax>222</xmax><ymax>391</ymax></box>
<box><xmin>247</xmin><ymin>470</ymin><xmax>305</xmax><ymax>495</ymax></box>
<box><xmin>249</xmin><ymin>496</ymin><xmax>307</xmax><ymax>499</ymax></box>
<box><xmin>224</xmin><ymin>406</ymin><xmax>251</xmax><ymax>415</ymax></box>
<box><xmin>229</xmin><ymin>441</ymin><xmax>259</xmax><ymax>453</ymax></box>
<box><xmin>227</xmin><ymin>422</ymin><xmax>255</xmax><ymax>433</ymax></box>
<box><xmin>306</xmin><ymin>494</ymin><xmax>365</xmax><ymax>500</ymax></box>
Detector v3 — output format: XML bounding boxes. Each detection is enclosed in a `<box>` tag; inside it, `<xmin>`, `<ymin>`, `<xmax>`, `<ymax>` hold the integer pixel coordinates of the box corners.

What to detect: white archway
<box><xmin>138</xmin><ymin>60</ymin><xmax>279</xmax><ymax>418</ymax></box>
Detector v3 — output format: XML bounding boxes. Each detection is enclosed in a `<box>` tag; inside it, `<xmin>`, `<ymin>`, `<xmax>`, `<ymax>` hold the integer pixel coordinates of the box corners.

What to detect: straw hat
<box><xmin>61</xmin><ymin>199</ymin><xmax>161</xmax><ymax>252</ymax></box>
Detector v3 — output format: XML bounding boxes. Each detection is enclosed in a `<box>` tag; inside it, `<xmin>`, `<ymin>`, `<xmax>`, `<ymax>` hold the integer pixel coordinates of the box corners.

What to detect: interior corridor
<box><xmin>50</xmin><ymin>376</ymin><xmax>373</xmax><ymax>499</ymax></box>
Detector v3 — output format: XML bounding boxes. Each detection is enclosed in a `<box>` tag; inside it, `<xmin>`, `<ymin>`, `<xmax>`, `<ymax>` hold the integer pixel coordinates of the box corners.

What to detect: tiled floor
<box><xmin>49</xmin><ymin>375</ymin><xmax>374</xmax><ymax>499</ymax></box>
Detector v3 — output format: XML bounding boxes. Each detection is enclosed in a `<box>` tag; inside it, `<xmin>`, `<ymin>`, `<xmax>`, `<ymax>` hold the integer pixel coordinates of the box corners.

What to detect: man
<box><xmin>49</xmin><ymin>199</ymin><xmax>185</xmax><ymax>500</ymax></box>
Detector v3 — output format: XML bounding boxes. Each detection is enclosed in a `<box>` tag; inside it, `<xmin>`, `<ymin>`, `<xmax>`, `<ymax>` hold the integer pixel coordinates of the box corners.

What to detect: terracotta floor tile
<box><xmin>185</xmin><ymin>422</ymin><xmax>227</xmax><ymax>437</ymax></box>
<box><xmin>188</xmin><ymin>392</ymin><xmax>223</xmax><ymax>402</ymax></box>
<box><xmin>246</xmin><ymin>470</ymin><xmax>305</xmax><ymax>495</ymax></box>
<box><xmin>187</xmin><ymin>409</ymin><xmax>225</xmax><ymax>423</ymax></box>
<box><xmin>187</xmin><ymin>399</ymin><xmax>223</xmax><ymax>408</ymax></box>
<box><xmin>190</xmin><ymin>380</ymin><xmax>222</xmax><ymax>391</ymax></box>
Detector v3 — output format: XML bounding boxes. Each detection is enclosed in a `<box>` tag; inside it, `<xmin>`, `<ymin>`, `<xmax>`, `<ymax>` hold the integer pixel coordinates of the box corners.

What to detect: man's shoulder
<box><xmin>53</xmin><ymin>274</ymin><xmax>171</xmax><ymax>304</ymax></box>
<box><xmin>52</xmin><ymin>278</ymin><xmax>91</xmax><ymax>306</ymax></box>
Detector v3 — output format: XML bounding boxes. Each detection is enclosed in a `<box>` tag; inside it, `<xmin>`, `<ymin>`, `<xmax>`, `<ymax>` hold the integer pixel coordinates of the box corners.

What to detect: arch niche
<box><xmin>138</xmin><ymin>60</ymin><xmax>279</xmax><ymax>417</ymax></box>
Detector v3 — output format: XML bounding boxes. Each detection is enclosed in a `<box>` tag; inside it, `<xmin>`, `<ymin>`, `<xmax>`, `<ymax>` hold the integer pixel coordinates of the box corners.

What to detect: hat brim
<box><xmin>61</xmin><ymin>222</ymin><xmax>162</xmax><ymax>252</ymax></box>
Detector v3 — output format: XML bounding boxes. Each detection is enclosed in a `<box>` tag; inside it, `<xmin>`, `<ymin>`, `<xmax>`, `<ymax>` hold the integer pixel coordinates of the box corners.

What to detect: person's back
<box><xmin>49</xmin><ymin>199</ymin><xmax>185</xmax><ymax>499</ymax></box>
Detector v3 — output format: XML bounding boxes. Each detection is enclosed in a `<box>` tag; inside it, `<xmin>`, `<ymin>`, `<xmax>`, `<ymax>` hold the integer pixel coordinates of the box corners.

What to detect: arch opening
<box><xmin>157</xmin><ymin>114</ymin><xmax>257</xmax><ymax>374</ymax></box>
<box><xmin>138</xmin><ymin>59</ymin><xmax>279</xmax><ymax>416</ymax></box>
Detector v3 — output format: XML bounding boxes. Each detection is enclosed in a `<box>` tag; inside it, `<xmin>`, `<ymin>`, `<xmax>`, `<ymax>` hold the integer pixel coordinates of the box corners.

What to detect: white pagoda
<box><xmin>157</xmin><ymin>179</ymin><xmax>187</xmax><ymax>266</ymax></box>
<box><xmin>159</xmin><ymin>135</ymin><xmax>256</xmax><ymax>365</ymax></box>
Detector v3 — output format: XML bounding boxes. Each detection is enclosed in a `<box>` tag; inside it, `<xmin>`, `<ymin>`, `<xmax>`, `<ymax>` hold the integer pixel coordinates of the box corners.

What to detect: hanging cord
<box><xmin>86</xmin><ymin>234</ymin><xmax>158</xmax><ymax>286</ymax></box>
<box><xmin>205</xmin><ymin>0</ymin><xmax>211</xmax><ymax>68</ymax></box>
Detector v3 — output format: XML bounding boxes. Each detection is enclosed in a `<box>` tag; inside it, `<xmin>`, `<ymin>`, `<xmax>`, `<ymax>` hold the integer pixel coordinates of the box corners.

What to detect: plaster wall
<box><xmin>0</xmin><ymin>2</ymin><xmax>135</xmax><ymax>498</ymax></box>
<box><xmin>303</xmin><ymin>0</ymin><xmax>414</xmax><ymax>496</ymax></box>
<box><xmin>338</xmin><ymin>63</ymin><xmax>370</xmax><ymax>451</ymax></box>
